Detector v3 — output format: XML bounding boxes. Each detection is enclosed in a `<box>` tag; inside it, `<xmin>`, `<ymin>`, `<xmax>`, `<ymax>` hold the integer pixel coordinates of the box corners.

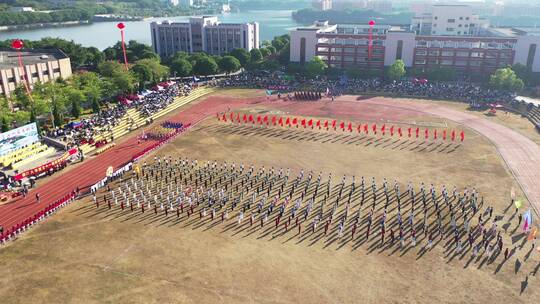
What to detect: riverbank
<box><xmin>0</xmin><ymin>20</ymin><xmax>91</xmax><ymax>32</ymax></box>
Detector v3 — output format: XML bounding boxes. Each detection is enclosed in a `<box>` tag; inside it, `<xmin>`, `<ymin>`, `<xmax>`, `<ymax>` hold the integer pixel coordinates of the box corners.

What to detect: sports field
<box><xmin>0</xmin><ymin>90</ymin><xmax>538</xmax><ymax>303</ymax></box>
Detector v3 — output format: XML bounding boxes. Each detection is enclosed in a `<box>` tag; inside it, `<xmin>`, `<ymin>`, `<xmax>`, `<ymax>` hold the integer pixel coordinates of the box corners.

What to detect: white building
<box><xmin>8</xmin><ymin>7</ymin><xmax>35</xmax><ymax>12</ymax></box>
<box><xmin>312</xmin><ymin>0</ymin><xmax>332</xmax><ymax>11</ymax></box>
<box><xmin>289</xmin><ymin>21</ymin><xmax>540</xmax><ymax>74</ymax></box>
<box><xmin>411</xmin><ymin>4</ymin><xmax>489</xmax><ymax>36</ymax></box>
<box><xmin>150</xmin><ymin>16</ymin><xmax>259</xmax><ymax>58</ymax></box>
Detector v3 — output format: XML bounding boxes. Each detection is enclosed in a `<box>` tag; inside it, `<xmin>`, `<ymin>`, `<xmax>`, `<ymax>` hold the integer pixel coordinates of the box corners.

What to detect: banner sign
<box><xmin>14</xmin><ymin>148</ymin><xmax>78</xmax><ymax>181</ymax></box>
<box><xmin>0</xmin><ymin>123</ymin><xmax>39</xmax><ymax>156</ymax></box>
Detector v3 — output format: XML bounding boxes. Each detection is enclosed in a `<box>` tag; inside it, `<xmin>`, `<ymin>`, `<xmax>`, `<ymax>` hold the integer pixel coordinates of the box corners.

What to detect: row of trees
<box><xmin>167</xmin><ymin>34</ymin><xmax>291</xmax><ymax>77</ymax></box>
<box><xmin>0</xmin><ymin>57</ymin><xmax>169</xmax><ymax>132</ymax></box>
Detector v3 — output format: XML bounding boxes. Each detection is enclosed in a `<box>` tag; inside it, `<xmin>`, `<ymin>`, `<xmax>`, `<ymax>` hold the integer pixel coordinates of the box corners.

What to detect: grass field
<box><xmin>0</xmin><ymin>92</ymin><xmax>538</xmax><ymax>303</ymax></box>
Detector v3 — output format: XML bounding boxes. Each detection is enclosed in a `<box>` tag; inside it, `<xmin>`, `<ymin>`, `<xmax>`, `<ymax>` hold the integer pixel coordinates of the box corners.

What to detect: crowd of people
<box><xmin>46</xmin><ymin>82</ymin><xmax>192</xmax><ymax>148</ymax></box>
<box><xmin>221</xmin><ymin>73</ymin><xmax>517</xmax><ymax>106</ymax></box>
<box><xmin>91</xmin><ymin>157</ymin><xmax>536</xmax><ymax>269</ymax></box>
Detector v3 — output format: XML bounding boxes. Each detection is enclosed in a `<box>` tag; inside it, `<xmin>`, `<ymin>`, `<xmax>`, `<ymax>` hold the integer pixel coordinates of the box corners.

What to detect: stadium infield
<box><xmin>0</xmin><ymin>90</ymin><xmax>538</xmax><ymax>303</ymax></box>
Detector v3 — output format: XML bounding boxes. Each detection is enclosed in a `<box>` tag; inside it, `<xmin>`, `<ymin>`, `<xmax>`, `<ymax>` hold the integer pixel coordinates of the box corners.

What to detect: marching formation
<box><xmin>217</xmin><ymin>112</ymin><xmax>466</xmax><ymax>142</ymax></box>
<box><xmin>91</xmin><ymin>157</ymin><xmax>537</xmax><ymax>269</ymax></box>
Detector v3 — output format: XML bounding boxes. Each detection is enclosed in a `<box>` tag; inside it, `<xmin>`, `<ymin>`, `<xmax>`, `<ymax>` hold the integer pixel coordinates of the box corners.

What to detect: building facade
<box><xmin>290</xmin><ymin>21</ymin><xmax>540</xmax><ymax>75</ymax></box>
<box><xmin>150</xmin><ymin>16</ymin><xmax>259</xmax><ymax>58</ymax></box>
<box><xmin>411</xmin><ymin>4</ymin><xmax>489</xmax><ymax>36</ymax></box>
<box><xmin>0</xmin><ymin>49</ymin><xmax>72</xmax><ymax>99</ymax></box>
<box><xmin>312</xmin><ymin>0</ymin><xmax>332</xmax><ymax>11</ymax></box>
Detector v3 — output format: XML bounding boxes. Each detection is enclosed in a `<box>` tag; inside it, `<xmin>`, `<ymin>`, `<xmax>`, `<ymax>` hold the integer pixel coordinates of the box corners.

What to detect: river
<box><xmin>0</xmin><ymin>10</ymin><xmax>303</xmax><ymax>50</ymax></box>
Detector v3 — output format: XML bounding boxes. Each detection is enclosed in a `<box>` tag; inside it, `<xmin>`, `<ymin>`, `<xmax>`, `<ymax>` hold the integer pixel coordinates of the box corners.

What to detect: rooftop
<box><xmin>0</xmin><ymin>49</ymin><xmax>67</xmax><ymax>70</ymax></box>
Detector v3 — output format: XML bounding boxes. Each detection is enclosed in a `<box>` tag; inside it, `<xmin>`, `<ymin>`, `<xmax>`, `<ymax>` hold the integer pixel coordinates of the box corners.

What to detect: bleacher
<box><xmin>79</xmin><ymin>86</ymin><xmax>215</xmax><ymax>155</ymax></box>
<box><xmin>0</xmin><ymin>142</ymin><xmax>56</xmax><ymax>170</ymax></box>
<box><xmin>526</xmin><ymin>105</ymin><xmax>540</xmax><ymax>130</ymax></box>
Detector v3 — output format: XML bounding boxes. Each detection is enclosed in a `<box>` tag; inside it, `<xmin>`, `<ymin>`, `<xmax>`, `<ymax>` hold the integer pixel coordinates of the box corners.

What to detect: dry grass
<box><xmin>0</xmin><ymin>100</ymin><xmax>539</xmax><ymax>304</ymax></box>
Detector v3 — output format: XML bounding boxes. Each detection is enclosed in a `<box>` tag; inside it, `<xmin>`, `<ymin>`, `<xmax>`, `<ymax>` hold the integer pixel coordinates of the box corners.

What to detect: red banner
<box><xmin>14</xmin><ymin>148</ymin><xmax>78</xmax><ymax>181</ymax></box>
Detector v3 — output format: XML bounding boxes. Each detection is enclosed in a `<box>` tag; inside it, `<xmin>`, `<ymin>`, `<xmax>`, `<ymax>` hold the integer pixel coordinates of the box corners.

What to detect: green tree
<box><xmin>229</xmin><ymin>48</ymin><xmax>250</xmax><ymax>66</ymax></box>
<box><xmin>259</xmin><ymin>48</ymin><xmax>270</xmax><ymax>58</ymax></box>
<box><xmin>387</xmin><ymin>59</ymin><xmax>406</xmax><ymax>81</ymax></box>
<box><xmin>132</xmin><ymin>58</ymin><xmax>168</xmax><ymax>88</ymax></box>
<box><xmin>1</xmin><ymin>116</ymin><xmax>8</xmax><ymax>132</ymax></box>
<box><xmin>250</xmin><ymin>48</ymin><xmax>263</xmax><ymax>62</ymax></box>
<box><xmin>219</xmin><ymin>56</ymin><xmax>241</xmax><ymax>74</ymax></box>
<box><xmin>511</xmin><ymin>63</ymin><xmax>531</xmax><ymax>85</ymax></box>
<box><xmin>92</xmin><ymin>98</ymin><xmax>101</xmax><ymax>114</ymax></box>
<box><xmin>171</xmin><ymin>58</ymin><xmax>193</xmax><ymax>77</ymax></box>
<box><xmin>111</xmin><ymin>70</ymin><xmax>137</xmax><ymax>94</ymax></box>
<box><xmin>489</xmin><ymin>67</ymin><xmax>524</xmax><ymax>91</ymax></box>
<box><xmin>193</xmin><ymin>57</ymin><xmax>218</xmax><ymax>76</ymax></box>
<box><xmin>305</xmin><ymin>56</ymin><xmax>327</xmax><ymax>78</ymax></box>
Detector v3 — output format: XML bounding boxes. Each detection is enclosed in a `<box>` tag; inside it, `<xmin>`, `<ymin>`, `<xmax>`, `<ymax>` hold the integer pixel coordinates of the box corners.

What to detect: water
<box><xmin>0</xmin><ymin>10</ymin><xmax>303</xmax><ymax>50</ymax></box>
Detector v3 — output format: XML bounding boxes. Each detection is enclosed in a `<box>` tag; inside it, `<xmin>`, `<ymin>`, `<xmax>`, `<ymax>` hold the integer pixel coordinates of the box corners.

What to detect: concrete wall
<box><xmin>514</xmin><ymin>35</ymin><xmax>540</xmax><ymax>72</ymax></box>
<box><xmin>290</xmin><ymin>29</ymin><xmax>320</xmax><ymax>63</ymax></box>
<box><xmin>384</xmin><ymin>32</ymin><xmax>416</xmax><ymax>67</ymax></box>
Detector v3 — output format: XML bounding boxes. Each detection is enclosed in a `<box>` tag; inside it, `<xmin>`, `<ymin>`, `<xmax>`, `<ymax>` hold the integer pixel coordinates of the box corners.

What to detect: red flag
<box><xmin>381</xmin><ymin>124</ymin><xmax>386</xmax><ymax>134</ymax></box>
<box><xmin>301</xmin><ymin>119</ymin><xmax>306</xmax><ymax>127</ymax></box>
<box><xmin>443</xmin><ymin>130</ymin><xmax>447</xmax><ymax>140</ymax></box>
<box><xmin>316</xmin><ymin>120</ymin><xmax>321</xmax><ymax>129</ymax></box>
<box><xmin>451</xmin><ymin>130</ymin><xmax>456</xmax><ymax>141</ymax></box>
<box><xmin>357</xmin><ymin>124</ymin><xmax>361</xmax><ymax>133</ymax></box>
<box><xmin>434</xmin><ymin>129</ymin><xmax>437</xmax><ymax>140</ymax></box>
<box><xmin>308</xmin><ymin>119</ymin><xmax>313</xmax><ymax>127</ymax></box>
<box><xmin>286</xmin><ymin>117</ymin><xmax>290</xmax><ymax>125</ymax></box>
<box><xmin>249</xmin><ymin>114</ymin><xmax>254</xmax><ymax>122</ymax></box>
<box><xmin>332</xmin><ymin>120</ymin><xmax>337</xmax><ymax>129</ymax></box>
<box><xmin>230</xmin><ymin>112</ymin><xmax>234</xmax><ymax>121</ymax></box>
<box><xmin>398</xmin><ymin>127</ymin><xmax>402</xmax><ymax>137</ymax></box>
<box><xmin>243</xmin><ymin>114</ymin><xmax>247</xmax><ymax>122</ymax></box>
<box><xmin>408</xmin><ymin>127</ymin><xmax>411</xmax><ymax>137</ymax></box>
<box><xmin>460</xmin><ymin>130</ymin><xmax>464</xmax><ymax>142</ymax></box>
<box><xmin>257</xmin><ymin>116</ymin><xmax>262</xmax><ymax>124</ymax></box>
<box><xmin>372</xmin><ymin>123</ymin><xmax>377</xmax><ymax>134</ymax></box>
<box><xmin>271</xmin><ymin>116</ymin><xmax>276</xmax><ymax>125</ymax></box>
<box><xmin>279</xmin><ymin>117</ymin><xmax>283</xmax><ymax>126</ymax></box>
<box><xmin>415</xmin><ymin>127</ymin><xmax>419</xmax><ymax>138</ymax></box>
<box><xmin>347</xmin><ymin>122</ymin><xmax>352</xmax><ymax>132</ymax></box>
<box><xmin>236</xmin><ymin>113</ymin><xmax>240</xmax><ymax>123</ymax></box>
<box><xmin>340</xmin><ymin>122</ymin><xmax>345</xmax><ymax>130</ymax></box>
<box><xmin>324</xmin><ymin>120</ymin><xmax>329</xmax><ymax>129</ymax></box>
<box><xmin>390</xmin><ymin>125</ymin><xmax>394</xmax><ymax>136</ymax></box>
<box><xmin>424</xmin><ymin>129</ymin><xmax>428</xmax><ymax>139</ymax></box>
<box><xmin>293</xmin><ymin>118</ymin><xmax>298</xmax><ymax>125</ymax></box>
<box><xmin>364</xmin><ymin>124</ymin><xmax>368</xmax><ymax>134</ymax></box>
<box><xmin>222</xmin><ymin>113</ymin><xmax>227</xmax><ymax>122</ymax></box>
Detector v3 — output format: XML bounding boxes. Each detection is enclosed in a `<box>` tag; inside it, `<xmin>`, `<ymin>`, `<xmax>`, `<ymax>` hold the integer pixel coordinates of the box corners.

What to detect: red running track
<box><xmin>0</xmin><ymin>95</ymin><xmax>263</xmax><ymax>229</ymax></box>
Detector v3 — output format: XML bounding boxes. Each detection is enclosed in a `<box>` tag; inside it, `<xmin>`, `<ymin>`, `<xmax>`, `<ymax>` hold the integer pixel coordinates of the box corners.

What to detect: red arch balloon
<box><xmin>117</xmin><ymin>22</ymin><xmax>125</xmax><ymax>30</ymax></box>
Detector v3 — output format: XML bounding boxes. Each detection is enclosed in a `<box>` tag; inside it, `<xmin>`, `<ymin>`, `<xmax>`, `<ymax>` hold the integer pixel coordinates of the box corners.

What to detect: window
<box><xmin>526</xmin><ymin>44</ymin><xmax>537</xmax><ymax>69</ymax></box>
<box><xmin>415</xmin><ymin>59</ymin><xmax>426</xmax><ymax>65</ymax></box>
<box><xmin>456</xmin><ymin>51</ymin><xmax>469</xmax><ymax>57</ymax></box>
<box><xmin>432</xmin><ymin>31</ymin><xmax>437</xmax><ymax>34</ymax></box>
<box><xmin>469</xmin><ymin>61</ymin><xmax>481</xmax><ymax>66</ymax></box>
<box><xmin>470</xmin><ymin>52</ymin><xmax>483</xmax><ymax>58</ymax></box>
<box><xmin>396</xmin><ymin>40</ymin><xmax>403</xmax><ymax>60</ymax></box>
<box><xmin>427</xmin><ymin>59</ymin><xmax>439</xmax><ymax>64</ymax></box>
<box><xmin>416</xmin><ymin>40</ymin><xmax>428</xmax><ymax>47</ymax></box>
<box><xmin>446</xmin><ymin>28</ymin><xmax>455</xmax><ymax>31</ymax></box>
<box><xmin>433</xmin><ymin>24</ymin><xmax>437</xmax><ymax>27</ymax></box>
<box><xmin>459</xmin><ymin>17</ymin><xmax>463</xmax><ymax>20</ymax></box>
<box><xmin>466</xmin><ymin>17</ymin><xmax>470</xmax><ymax>20</ymax></box>
<box><xmin>415</xmin><ymin>50</ymin><xmax>427</xmax><ymax>56</ymax></box>
<box><xmin>434</xmin><ymin>16</ymin><xmax>438</xmax><ymax>20</ymax></box>
<box><xmin>455</xmin><ymin>60</ymin><xmax>467</xmax><ymax>66</ymax></box>
<box><xmin>441</xmin><ymin>51</ymin><xmax>454</xmax><ymax>56</ymax></box>
<box><xmin>448</xmin><ymin>19</ymin><xmax>455</xmax><ymax>23</ymax></box>
<box><xmin>428</xmin><ymin>50</ymin><xmax>440</xmax><ymax>56</ymax></box>
<box><xmin>458</xmin><ymin>24</ymin><xmax>462</xmax><ymax>27</ymax></box>
<box><xmin>441</xmin><ymin>59</ymin><xmax>453</xmax><ymax>65</ymax></box>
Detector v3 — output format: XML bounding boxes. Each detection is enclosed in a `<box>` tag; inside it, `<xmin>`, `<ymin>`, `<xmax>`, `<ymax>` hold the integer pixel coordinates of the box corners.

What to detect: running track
<box><xmin>1</xmin><ymin>93</ymin><xmax>539</xmax><ymax>230</ymax></box>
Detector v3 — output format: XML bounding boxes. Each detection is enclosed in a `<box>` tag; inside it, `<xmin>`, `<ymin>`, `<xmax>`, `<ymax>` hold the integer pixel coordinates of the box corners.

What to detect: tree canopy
<box><xmin>489</xmin><ymin>67</ymin><xmax>524</xmax><ymax>91</ymax></box>
<box><xmin>387</xmin><ymin>60</ymin><xmax>406</xmax><ymax>81</ymax></box>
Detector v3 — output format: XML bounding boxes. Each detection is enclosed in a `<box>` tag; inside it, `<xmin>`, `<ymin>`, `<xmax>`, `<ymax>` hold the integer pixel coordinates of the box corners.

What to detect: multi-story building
<box><xmin>312</xmin><ymin>0</ymin><xmax>332</xmax><ymax>11</ymax></box>
<box><xmin>150</xmin><ymin>16</ymin><xmax>259</xmax><ymax>58</ymax></box>
<box><xmin>290</xmin><ymin>21</ymin><xmax>540</xmax><ymax>74</ymax></box>
<box><xmin>0</xmin><ymin>49</ymin><xmax>72</xmax><ymax>100</ymax></box>
<box><xmin>411</xmin><ymin>4</ymin><xmax>489</xmax><ymax>36</ymax></box>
